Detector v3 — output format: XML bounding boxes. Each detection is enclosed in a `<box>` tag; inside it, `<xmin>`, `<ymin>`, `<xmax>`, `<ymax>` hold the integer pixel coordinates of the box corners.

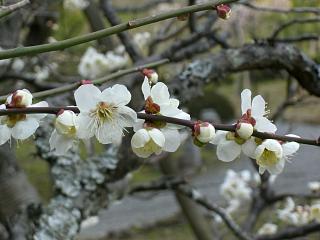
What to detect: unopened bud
<box><xmin>80</xmin><ymin>79</ymin><xmax>92</xmax><ymax>85</ymax></box>
<box><xmin>7</xmin><ymin>89</ymin><xmax>32</xmax><ymax>107</ymax></box>
<box><xmin>236</xmin><ymin>122</ymin><xmax>253</xmax><ymax>140</ymax></box>
<box><xmin>55</xmin><ymin>110</ymin><xmax>77</xmax><ymax>136</ymax></box>
<box><xmin>216</xmin><ymin>4</ymin><xmax>231</xmax><ymax>20</ymax></box>
<box><xmin>194</xmin><ymin>122</ymin><xmax>215</xmax><ymax>144</ymax></box>
<box><xmin>142</xmin><ymin>68</ymin><xmax>158</xmax><ymax>84</ymax></box>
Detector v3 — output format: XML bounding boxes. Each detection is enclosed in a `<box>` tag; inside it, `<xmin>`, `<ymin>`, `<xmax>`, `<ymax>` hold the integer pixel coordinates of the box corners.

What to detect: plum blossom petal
<box><xmin>210</xmin><ymin>130</ymin><xmax>227</xmax><ymax>144</ymax></box>
<box><xmin>49</xmin><ymin>130</ymin><xmax>74</xmax><ymax>155</ymax></box>
<box><xmin>251</xmin><ymin>95</ymin><xmax>265</xmax><ymax>118</ymax></box>
<box><xmin>102</xmin><ymin>84</ymin><xmax>132</xmax><ymax>106</ymax></box>
<box><xmin>255</xmin><ymin>117</ymin><xmax>277</xmax><ymax>133</ymax></box>
<box><xmin>29</xmin><ymin>101</ymin><xmax>49</xmax><ymax>120</ymax></box>
<box><xmin>241</xmin><ymin>89</ymin><xmax>252</xmax><ymax>114</ymax></box>
<box><xmin>11</xmin><ymin>117</ymin><xmax>39</xmax><ymax>140</ymax></box>
<box><xmin>282</xmin><ymin>141</ymin><xmax>299</xmax><ymax>157</ymax></box>
<box><xmin>142</xmin><ymin>77</ymin><xmax>151</xmax><ymax>100</ymax></box>
<box><xmin>74</xmin><ymin>84</ymin><xmax>101</xmax><ymax>112</ymax></box>
<box><xmin>0</xmin><ymin>124</ymin><xmax>11</xmax><ymax>145</ymax></box>
<box><xmin>150</xmin><ymin>82</ymin><xmax>170</xmax><ymax>104</ymax></box>
<box><xmin>217</xmin><ymin>140</ymin><xmax>241</xmax><ymax>162</ymax></box>
<box><xmin>242</xmin><ymin>138</ymin><xmax>257</xmax><ymax>159</ymax></box>
<box><xmin>161</xmin><ymin>128</ymin><xmax>181</xmax><ymax>152</ymax></box>
<box><xmin>76</xmin><ymin>113</ymin><xmax>96</xmax><ymax>139</ymax></box>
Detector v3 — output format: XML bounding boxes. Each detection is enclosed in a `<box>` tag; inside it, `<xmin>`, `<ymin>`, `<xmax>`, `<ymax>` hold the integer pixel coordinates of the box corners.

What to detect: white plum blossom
<box><xmin>0</xmin><ymin>89</ymin><xmax>48</xmax><ymax>145</ymax></box>
<box><xmin>255</xmin><ymin>137</ymin><xmax>299</xmax><ymax>175</ymax></box>
<box><xmin>257</xmin><ymin>223</ymin><xmax>278</xmax><ymax>235</ymax></box>
<box><xmin>132</xmin><ymin>78</ymin><xmax>190</xmax><ymax>157</ymax></box>
<box><xmin>308</xmin><ymin>181</ymin><xmax>320</xmax><ymax>193</ymax></box>
<box><xmin>49</xmin><ymin>110</ymin><xmax>79</xmax><ymax>155</ymax></box>
<box><xmin>220</xmin><ymin>170</ymin><xmax>252</xmax><ymax>202</ymax></box>
<box><xmin>255</xmin><ymin>139</ymin><xmax>283</xmax><ymax>175</ymax></box>
<box><xmin>64</xmin><ymin>0</ymin><xmax>89</xmax><ymax>10</ymax></box>
<box><xmin>278</xmin><ymin>198</ymin><xmax>311</xmax><ymax>226</ymax></box>
<box><xmin>211</xmin><ymin>130</ymin><xmax>258</xmax><ymax>162</ymax></box>
<box><xmin>212</xmin><ymin>89</ymin><xmax>277</xmax><ymax>162</ymax></box>
<box><xmin>193</xmin><ymin>121</ymin><xmax>215</xmax><ymax>144</ymax></box>
<box><xmin>78</xmin><ymin>47</ymin><xmax>129</xmax><ymax>79</ymax></box>
<box><xmin>133</xmin><ymin>32</ymin><xmax>151</xmax><ymax>50</ymax></box>
<box><xmin>131</xmin><ymin>128</ymin><xmax>165</xmax><ymax>158</ymax></box>
<box><xmin>74</xmin><ymin>84</ymin><xmax>137</xmax><ymax>145</ymax></box>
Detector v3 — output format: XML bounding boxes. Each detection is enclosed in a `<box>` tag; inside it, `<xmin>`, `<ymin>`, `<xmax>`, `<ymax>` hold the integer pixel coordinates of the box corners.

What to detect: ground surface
<box><xmin>78</xmin><ymin>122</ymin><xmax>320</xmax><ymax>240</ymax></box>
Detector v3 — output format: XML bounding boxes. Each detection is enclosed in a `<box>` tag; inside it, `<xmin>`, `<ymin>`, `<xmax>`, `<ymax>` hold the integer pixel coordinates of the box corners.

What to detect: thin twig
<box><xmin>0</xmin><ymin>58</ymin><xmax>170</xmax><ymax>102</ymax></box>
<box><xmin>270</xmin><ymin>17</ymin><xmax>320</xmax><ymax>39</ymax></box>
<box><xmin>0</xmin><ymin>0</ymin><xmax>237</xmax><ymax>60</ymax></box>
<box><xmin>0</xmin><ymin>0</ymin><xmax>30</xmax><ymax>19</ymax></box>
<box><xmin>239</xmin><ymin>2</ymin><xmax>320</xmax><ymax>15</ymax></box>
<box><xmin>130</xmin><ymin>179</ymin><xmax>253</xmax><ymax>240</ymax></box>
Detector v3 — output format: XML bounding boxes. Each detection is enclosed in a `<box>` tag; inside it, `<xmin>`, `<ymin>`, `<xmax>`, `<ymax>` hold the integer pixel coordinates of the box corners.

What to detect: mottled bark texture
<box><xmin>30</xmin><ymin>126</ymin><xmax>118</xmax><ymax>240</ymax></box>
<box><xmin>171</xmin><ymin>43</ymin><xmax>320</xmax><ymax>99</ymax></box>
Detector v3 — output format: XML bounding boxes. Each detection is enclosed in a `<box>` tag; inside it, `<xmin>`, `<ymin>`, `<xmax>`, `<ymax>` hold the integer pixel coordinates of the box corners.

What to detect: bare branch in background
<box><xmin>239</xmin><ymin>1</ymin><xmax>320</xmax><ymax>15</ymax></box>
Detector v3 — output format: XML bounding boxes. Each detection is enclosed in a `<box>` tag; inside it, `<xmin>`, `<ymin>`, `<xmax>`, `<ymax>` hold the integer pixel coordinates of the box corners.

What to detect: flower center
<box><xmin>91</xmin><ymin>102</ymin><xmax>116</xmax><ymax>125</ymax></box>
<box><xmin>257</xmin><ymin>149</ymin><xmax>279</xmax><ymax>167</ymax></box>
<box><xmin>226</xmin><ymin>132</ymin><xmax>246</xmax><ymax>145</ymax></box>
<box><xmin>1</xmin><ymin>114</ymin><xmax>26</xmax><ymax>128</ymax></box>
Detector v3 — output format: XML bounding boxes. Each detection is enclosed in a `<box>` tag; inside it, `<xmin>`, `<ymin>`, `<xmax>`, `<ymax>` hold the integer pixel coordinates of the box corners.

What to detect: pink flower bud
<box><xmin>216</xmin><ymin>4</ymin><xmax>231</xmax><ymax>20</ymax></box>
<box><xmin>7</xmin><ymin>89</ymin><xmax>33</xmax><ymax>108</ymax></box>
<box><xmin>80</xmin><ymin>79</ymin><xmax>92</xmax><ymax>85</ymax></box>
<box><xmin>142</xmin><ymin>68</ymin><xmax>158</xmax><ymax>84</ymax></box>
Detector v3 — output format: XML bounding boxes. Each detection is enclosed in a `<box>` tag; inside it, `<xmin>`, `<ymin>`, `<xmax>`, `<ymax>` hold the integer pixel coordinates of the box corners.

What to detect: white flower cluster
<box><xmin>257</xmin><ymin>223</ymin><xmax>278</xmax><ymax>235</ymax></box>
<box><xmin>64</xmin><ymin>0</ymin><xmax>89</xmax><ymax>10</ymax></box>
<box><xmin>212</xmin><ymin>89</ymin><xmax>300</xmax><ymax>175</ymax></box>
<box><xmin>131</xmin><ymin>77</ymin><xmax>190</xmax><ymax>157</ymax></box>
<box><xmin>308</xmin><ymin>181</ymin><xmax>320</xmax><ymax>193</ymax></box>
<box><xmin>78</xmin><ymin>32</ymin><xmax>151</xmax><ymax>79</ymax></box>
<box><xmin>78</xmin><ymin>47</ymin><xmax>129</xmax><ymax>79</ymax></box>
<box><xmin>0</xmin><ymin>89</ymin><xmax>48</xmax><ymax>144</ymax></box>
<box><xmin>0</xmin><ymin>79</ymin><xmax>302</xmax><ymax>172</ymax></box>
<box><xmin>277</xmin><ymin>197</ymin><xmax>320</xmax><ymax>226</ymax></box>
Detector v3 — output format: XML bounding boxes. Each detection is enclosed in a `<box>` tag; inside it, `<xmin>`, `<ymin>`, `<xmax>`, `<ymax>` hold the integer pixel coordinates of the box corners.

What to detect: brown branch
<box><xmin>100</xmin><ymin>0</ymin><xmax>143</xmax><ymax>62</ymax></box>
<box><xmin>0</xmin><ymin>107</ymin><xmax>319</xmax><ymax>146</ymax></box>
<box><xmin>269</xmin><ymin>17</ymin><xmax>320</xmax><ymax>39</ymax></box>
<box><xmin>271</xmin><ymin>34</ymin><xmax>320</xmax><ymax>43</ymax></box>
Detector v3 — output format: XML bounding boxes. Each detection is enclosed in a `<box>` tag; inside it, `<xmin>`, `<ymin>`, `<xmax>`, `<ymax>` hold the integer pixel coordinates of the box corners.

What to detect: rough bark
<box><xmin>171</xmin><ymin>43</ymin><xmax>320</xmax><ymax>99</ymax></box>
